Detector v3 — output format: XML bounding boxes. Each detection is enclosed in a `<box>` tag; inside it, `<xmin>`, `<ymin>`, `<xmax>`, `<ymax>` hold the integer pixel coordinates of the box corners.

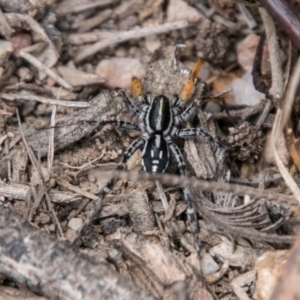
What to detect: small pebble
<box><xmin>167</xmin><ymin>0</ymin><xmax>201</xmax><ymax>23</ymax></box>
<box><xmin>201</xmin><ymin>253</ymin><xmax>220</xmax><ymax>276</ymax></box>
<box><xmin>68</xmin><ymin>217</ymin><xmax>83</xmax><ymax>231</ymax></box>
<box><xmin>17</xmin><ymin>67</ymin><xmax>33</xmax><ymax>82</ymax></box>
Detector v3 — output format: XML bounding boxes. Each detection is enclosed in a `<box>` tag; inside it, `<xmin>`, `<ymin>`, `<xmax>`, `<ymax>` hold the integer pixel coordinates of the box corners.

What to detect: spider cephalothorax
<box><xmin>74</xmin><ymin>59</ymin><xmax>225</xmax><ymax>261</ymax></box>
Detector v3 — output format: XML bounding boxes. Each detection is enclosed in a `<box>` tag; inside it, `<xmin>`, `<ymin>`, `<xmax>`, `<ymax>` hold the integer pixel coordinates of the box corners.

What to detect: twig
<box><xmin>77</xmin><ymin>9</ymin><xmax>112</xmax><ymax>32</ymax></box>
<box><xmin>68</xmin><ymin>30</ymin><xmax>116</xmax><ymax>45</ymax></box>
<box><xmin>260</xmin><ymin>5</ymin><xmax>300</xmax><ymax>203</ymax></box>
<box><xmin>0</xmin><ymin>182</ymin><xmax>81</xmax><ymax>203</ymax></box>
<box><xmin>94</xmin><ymin>170</ymin><xmax>297</xmax><ymax>206</ymax></box>
<box><xmin>238</xmin><ymin>4</ymin><xmax>257</xmax><ymax>29</ymax></box>
<box><xmin>271</xmin><ymin>57</ymin><xmax>300</xmax><ymax>204</ymax></box>
<box><xmin>28</xmin><ymin>184</ymin><xmax>44</xmax><ymax>222</ymax></box>
<box><xmin>23</xmin><ymin>90</ymin><xmax>122</xmax><ymax>158</ymax></box>
<box><xmin>0</xmin><ymin>204</ymin><xmax>155</xmax><ymax>300</ymax></box>
<box><xmin>48</xmin><ymin>104</ymin><xmax>57</xmax><ymax>171</ymax></box>
<box><xmin>58</xmin><ymin>178</ymin><xmax>98</xmax><ymax>201</ymax></box>
<box><xmin>258</xmin><ymin>0</ymin><xmax>300</xmax><ymax>51</ymax></box>
<box><xmin>155</xmin><ymin>181</ymin><xmax>169</xmax><ymax>211</ymax></box>
<box><xmin>19</xmin><ymin>45</ymin><xmax>73</xmax><ymax>91</ymax></box>
<box><xmin>4</xmin><ymin>139</ymin><xmax>12</xmax><ymax>182</ymax></box>
<box><xmin>255</xmin><ymin>99</ymin><xmax>272</xmax><ymax>129</ymax></box>
<box><xmin>0</xmin><ymin>7</ymin><xmax>13</xmax><ymax>39</ymax></box>
<box><xmin>16</xmin><ymin>109</ymin><xmax>64</xmax><ymax>238</ymax></box>
<box><xmin>280</xmin><ymin>56</ymin><xmax>300</xmax><ymax>135</ymax></box>
<box><xmin>75</xmin><ymin>20</ymin><xmax>190</xmax><ymax>63</ymax></box>
<box><xmin>59</xmin><ymin>153</ymin><xmax>104</xmax><ymax>170</ymax></box>
<box><xmin>57</xmin><ymin>0</ymin><xmax>118</xmax><ymax>15</ymax></box>
<box><xmin>2</xmin><ymin>93</ymin><xmax>88</xmax><ymax>107</ymax></box>
<box><xmin>4</xmin><ymin>13</ymin><xmax>58</xmax><ymax>56</ymax></box>
<box><xmin>259</xmin><ymin>7</ymin><xmax>283</xmax><ymax>105</ymax></box>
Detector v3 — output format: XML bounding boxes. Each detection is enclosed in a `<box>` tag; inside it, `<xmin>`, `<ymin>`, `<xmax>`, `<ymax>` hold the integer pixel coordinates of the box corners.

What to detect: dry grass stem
<box><xmin>47</xmin><ymin>105</ymin><xmax>57</xmax><ymax>171</ymax></box>
<box><xmin>19</xmin><ymin>45</ymin><xmax>73</xmax><ymax>91</ymax></box>
<box><xmin>0</xmin><ymin>7</ymin><xmax>13</xmax><ymax>39</ymax></box>
<box><xmin>2</xmin><ymin>93</ymin><xmax>89</xmax><ymax>107</ymax></box>
<box><xmin>57</xmin><ymin>0</ymin><xmax>119</xmax><ymax>15</ymax></box>
<box><xmin>16</xmin><ymin>109</ymin><xmax>64</xmax><ymax>238</ymax></box>
<box><xmin>4</xmin><ymin>13</ymin><xmax>58</xmax><ymax>56</ymax></box>
<box><xmin>96</xmin><ymin>170</ymin><xmax>297</xmax><ymax>205</ymax></box>
<box><xmin>259</xmin><ymin>7</ymin><xmax>283</xmax><ymax>104</ymax></box>
<box><xmin>75</xmin><ymin>20</ymin><xmax>190</xmax><ymax>62</ymax></box>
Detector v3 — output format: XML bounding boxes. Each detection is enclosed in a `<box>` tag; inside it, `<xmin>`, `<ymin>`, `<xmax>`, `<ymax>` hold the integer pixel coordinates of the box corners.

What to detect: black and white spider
<box><xmin>73</xmin><ymin>81</ymin><xmax>225</xmax><ymax>259</ymax></box>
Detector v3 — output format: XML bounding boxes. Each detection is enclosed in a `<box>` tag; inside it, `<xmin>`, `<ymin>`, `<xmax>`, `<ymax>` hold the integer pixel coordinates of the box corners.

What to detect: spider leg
<box><xmin>102</xmin><ymin>120</ymin><xmax>140</xmax><ymax>131</ymax></box>
<box><xmin>173</xmin><ymin>128</ymin><xmax>225</xmax><ymax>150</ymax></box>
<box><xmin>167</xmin><ymin>139</ymin><xmax>201</xmax><ymax>258</ymax></box>
<box><xmin>173</xmin><ymin>99</ymin><xmax>198</xmax><ymax>125</ymax></box>
<box><xmin>72</xmin><ymin>135</ymin><xmax>147</xmax><ymax>244</ymax></box>
<box><xmin>117</xmin><ymin>88</ymin><xmax>149</xmax><ymax>121</ymax></box>
<box><xmin>145</xmin><ymin>92</ymin><xmax>151</xmax><ymax>105</ymax></box>
<box><xmin>132</xmin><ymin>76</ymin><xmax>146</xmax><ymax>104</ymax></box>
<box><xmin>180</xmin><ymin>59</ymin><xmax>202</xmax><ymax>104</ymax></box>
<box><xmin>117</xmin><ymin>88</ymin><xmax>140</xmax><ymax>115</ymax></box>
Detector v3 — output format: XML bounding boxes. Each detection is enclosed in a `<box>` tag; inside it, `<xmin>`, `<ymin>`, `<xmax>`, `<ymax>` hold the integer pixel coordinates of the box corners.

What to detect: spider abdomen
<box><xmin>147</xmin><ymin>95</ymin><xmax>172</xmax><ymax>133</ymax></box>
<box><xmin>142</xmin><ymin>134</ymin><xmax>169</xmax><ymax>173</ymax></box>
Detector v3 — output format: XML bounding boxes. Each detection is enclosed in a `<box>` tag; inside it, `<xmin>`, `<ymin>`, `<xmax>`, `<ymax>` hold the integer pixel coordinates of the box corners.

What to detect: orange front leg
<box><xmin>131</xmin><ymin>76</ymin><xmax>143</xmax><ymax>103</ymax></box>
<box><xmin>180</xmin><ymin>59</ymin><xmax>202</xmax><ymax>103</ymax></box>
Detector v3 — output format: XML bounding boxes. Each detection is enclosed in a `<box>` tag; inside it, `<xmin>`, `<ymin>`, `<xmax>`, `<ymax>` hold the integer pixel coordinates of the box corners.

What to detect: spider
<box><xmin>73</xmin><ymin>60</ymin><xmax>225</xmax><ymax>260</ymax></box>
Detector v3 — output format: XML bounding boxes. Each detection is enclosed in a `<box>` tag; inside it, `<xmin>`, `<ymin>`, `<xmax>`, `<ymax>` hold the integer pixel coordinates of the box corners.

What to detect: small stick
<box><xmin>16</xmin><ymin>109</ymin><xmax>64</xmax><ymax>238</ymax></box>
<box><xmin>57</xmin><ymin>0</ymin><xmax>118</xmax><ymax>15</ymax></box>
<box><xmin>259</xmin><ymin>7</ymin><xmax>283</xmax><ymax>106</ymax></box>
<box><xmin>2</xmin><ymin>93</ymin><xmax>89</xmax><ymax>107</ymax></box>
<box><xmin>75</xmin><ymin>20</ymin><xmax>189</xmax><ymax>63</ymax></box>
<box><xmin>258</xmin><ymin>0</ymin><xmax>300</xmax><ymax>51</ymax></box>
<box><xmin>260</xmin><ymin>6</ymin><xmax>300</xmax><ymax>203</ymax></box>
<box><xmin>4</xmin><ymin>13</ymin><xmax>58</xmax><ymax>56</ymax></box>
<box><xmin>0</xmin><ymin>204</ymin><xmax>155</xmax><ymax>300</ymax></box>
<box><xmin>77</xmin><ymin>8</ymin><xmax>112</xmax><ymax>32</ymax></box>
<box><xmin>95</xmin><ymin>170</ymin><xmax>297</xmax><ymax>205</ymax></box>
<box><xmin>28</xmin><ymin>184</ymin><xmax>43</xmax><ymax>222</ymax></box>
<box><xmin>0</xmin><ymin>7</ymin><xmax>13</xmax><ymax>39</ymax></box>
<box><xmin>19</xmin><ymin>46</ymin><xmax>73</xmax><ymax>91</ymax></box>
<box><xmin>271</xmin><ymin>58</ymin><xmax>300</xmax><ymax>204</ymax></box>
<box><xmin>0</xmin><ymin>182</ymin><xmax>80</xmax><ymax>203</ymax></box>
<box><xmin>238</xmin><ymin>3</ymin><xmax>257</xmax><ymax>29</ymax></box>
<box><xmin>48</xmin><ymin>104</ymin><xmax>57</xmax><ymax>171</ymax></box>
<box><xmin>255</xmin><ymin>99</ymin><xmax>272</xmax><ymax>129</ymax></box>
<box><xmin>155</xmin><ymin>181</ymin><xmax>169</xmax><ymax>211</ymax></box>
